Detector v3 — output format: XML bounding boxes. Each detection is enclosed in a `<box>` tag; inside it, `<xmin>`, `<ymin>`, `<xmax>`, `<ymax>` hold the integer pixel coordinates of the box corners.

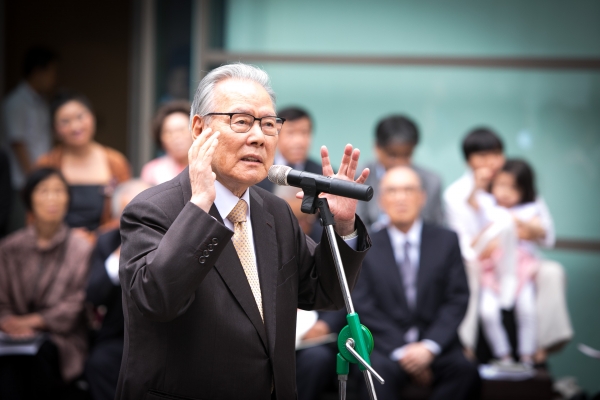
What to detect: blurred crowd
<box><xmin>0</xmin><ymin>47</ymin><xmax>573</xmax><ymax>400</ymax></box>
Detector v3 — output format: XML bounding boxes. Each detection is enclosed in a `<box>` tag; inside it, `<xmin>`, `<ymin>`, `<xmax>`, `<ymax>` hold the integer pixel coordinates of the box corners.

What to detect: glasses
<box><xmin>203</xmin><ymin>112</ymin><xmax>285</xmax><ymax>136</ymax></box>
<box><xmin>381</xmin><ymin>185</ymin><xmax>422</xmax><ymax>196</ymax></box>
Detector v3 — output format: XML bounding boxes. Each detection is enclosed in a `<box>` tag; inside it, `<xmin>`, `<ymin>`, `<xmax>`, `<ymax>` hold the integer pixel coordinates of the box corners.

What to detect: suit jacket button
<box><xmin>208</xmin><ymin>244</ymin><xmax>214</xmax><ymax>251</ymax></box>
<box><xmin>212</xmin><ymin>238</ymin><xmax>218</xmax><ymax>245</ymax></box>
<box><xmin>198</xmin><ymin>256</ymin><xmax>206</xmax><ymax>264</ymax></box>
<box><xmin>203</xmin><ymin>249</ymin><xmax>209</xmax><ymax>257</ymax></box>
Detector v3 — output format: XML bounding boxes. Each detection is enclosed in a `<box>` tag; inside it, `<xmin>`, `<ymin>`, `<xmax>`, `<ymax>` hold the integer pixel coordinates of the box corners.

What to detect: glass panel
<box><xmin>155</xmin><ymin>0</ymin><xmax>193</xmax><ymax>104</ymax></box>
<box><xmin>225</xmin><ymin>0</ymin><xmax>600</xmax><ymax>57</ymax></box>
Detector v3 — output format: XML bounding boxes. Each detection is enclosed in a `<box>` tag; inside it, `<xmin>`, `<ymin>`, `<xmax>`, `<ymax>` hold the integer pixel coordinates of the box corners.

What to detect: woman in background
<box><xmin>0</xmin><ymin>168</ymin><xmax>92</xmax><ymax>399</ymax></box>
<box><xmin>141</xmin><ymin>100</ymin><xmax>192</xmax><ymax>185</ymax></box>
<box><xmin>37</xmin><ymin>92</ymin><xmax>130</xmax><ymax>236</ymax></box>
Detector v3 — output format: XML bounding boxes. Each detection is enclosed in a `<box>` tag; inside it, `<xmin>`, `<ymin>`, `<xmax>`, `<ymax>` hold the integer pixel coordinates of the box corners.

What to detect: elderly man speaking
<box><xmin>116</xmin><ymin>64</ymin><xmax>371</xmax><ymax>399</ymax></box>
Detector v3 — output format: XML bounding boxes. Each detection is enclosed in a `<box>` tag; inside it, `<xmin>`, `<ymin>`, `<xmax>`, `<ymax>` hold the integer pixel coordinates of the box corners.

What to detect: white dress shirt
<box><xmin>105</xmin><ymin>252</ymin><xmax>121</xmax><ymax>286</ymax></box>
<box><xmin>2</xmin><ymin>82</ymin><xmax>52</xmax><ymax>188</ymax></box>
<box><xmin>212</xmin><ymin>180</ymin><xmax>358</xmax><ymax>266</ymax></box>
<box><xmin>387</xmin><ymin>220</ymin><xmax>442</xmax><ymax>360</ymax></box>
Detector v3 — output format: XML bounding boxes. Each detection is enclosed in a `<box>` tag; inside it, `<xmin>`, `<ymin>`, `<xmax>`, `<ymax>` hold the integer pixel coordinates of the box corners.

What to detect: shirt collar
<box><xmin>213</xmin><ymin>180</ymin><xmax>251</xmax><ymax>221</ymax></box>
<box><xmin>387</xmin><ymin>218</ymin><xmax>423</xmax><ymax>249</ymax></box>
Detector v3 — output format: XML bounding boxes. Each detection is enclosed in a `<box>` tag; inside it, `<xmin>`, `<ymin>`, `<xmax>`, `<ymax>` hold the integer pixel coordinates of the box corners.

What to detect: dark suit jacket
<box><xmin>256</xmin><ymin>157</ymin><xmax>322</xmax><ymax>193</ymax></box>
<box><xmin>86</xmin><ymin>228</ymin><xmax>124</xmax><ymax>344</ymax></box>
<box><xmin>353</xmin><ymin>223</ymin><xmax>468</xmax><ymax>358</ymax></box>
<box><xmin>116</xmin><ymin>168</ymin><xmax>370</xmax><ymax>400</ymax></box>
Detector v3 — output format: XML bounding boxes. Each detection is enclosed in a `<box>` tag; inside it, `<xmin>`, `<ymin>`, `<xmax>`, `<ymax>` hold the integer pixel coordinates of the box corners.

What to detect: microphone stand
<box><xmin>300</xmin><ymin>177</ymin><xmax>384</xmax><ymax>400</ymax></box>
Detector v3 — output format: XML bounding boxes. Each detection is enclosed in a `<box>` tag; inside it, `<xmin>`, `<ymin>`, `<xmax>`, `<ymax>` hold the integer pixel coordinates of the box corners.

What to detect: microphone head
<box><xmin>268</xmin><ymin>165</ymin><xmax>292</xmax><ymax>186</ymax></box>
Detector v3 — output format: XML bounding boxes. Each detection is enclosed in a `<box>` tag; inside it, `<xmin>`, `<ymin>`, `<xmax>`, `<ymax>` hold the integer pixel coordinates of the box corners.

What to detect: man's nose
<box><xmin>246</xmin><ymin>120</ymin><xmax>266</xmax><ymax>146</ymax></box>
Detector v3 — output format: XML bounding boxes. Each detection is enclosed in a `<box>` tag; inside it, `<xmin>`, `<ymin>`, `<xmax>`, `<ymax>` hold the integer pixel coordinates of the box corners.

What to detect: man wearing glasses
<box><xmin>116</xmin><ymin>63</ymin><xmax>371</xmax><ymax>400</ymax></box>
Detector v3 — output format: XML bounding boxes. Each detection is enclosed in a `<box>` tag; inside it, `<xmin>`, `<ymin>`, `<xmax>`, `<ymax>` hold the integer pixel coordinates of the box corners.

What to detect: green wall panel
<box><xmin>214</xmin><ymin>0</ymin><xmax>600</xmax><ymax>393</ymax></box>
<box><xmin>227</xmin><ymin>0</ymin><xmax>600</xmax><ymax>57</ymax></box>
<box><xmin>258</xmin><ymin>63</ymin><xmax>600</xmax><ymax>241</ymax></box>
<box><xmin>541</xmin><ymin>249</ymin><xmax>600</xmax><ymax>395</ymax></box>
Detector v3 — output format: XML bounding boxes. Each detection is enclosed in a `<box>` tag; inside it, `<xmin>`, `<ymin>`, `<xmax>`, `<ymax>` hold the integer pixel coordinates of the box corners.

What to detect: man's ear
<box><xmin>191</xmin><ymin>114</ymin><xmax>205</xmax><ymax>140</ymax></box>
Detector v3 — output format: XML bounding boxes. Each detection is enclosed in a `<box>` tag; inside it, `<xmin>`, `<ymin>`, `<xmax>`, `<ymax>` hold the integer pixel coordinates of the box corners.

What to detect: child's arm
<box><xmin>514</xmin><ymin>215</ymin><xmax>546</xmax><ymax>242</ymax></box>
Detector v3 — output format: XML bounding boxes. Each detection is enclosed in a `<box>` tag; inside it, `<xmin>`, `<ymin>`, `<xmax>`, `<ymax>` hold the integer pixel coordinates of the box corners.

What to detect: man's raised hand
<box><xmin>321</xmin><ymin>144</ymin><xmax>369</xmax><ymax>236</ymax></box>
<box><xmin>189</xmin><ymin>127</ymin><xmax>220</xmax><ymax>213</ymax></box>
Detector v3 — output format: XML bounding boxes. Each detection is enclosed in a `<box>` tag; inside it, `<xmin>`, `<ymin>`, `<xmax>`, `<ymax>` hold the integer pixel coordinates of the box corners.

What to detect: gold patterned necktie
<box><xmin>227</xmin><ymin>199</ymin><xmax>264</xmax><ymax>321</ymax></box>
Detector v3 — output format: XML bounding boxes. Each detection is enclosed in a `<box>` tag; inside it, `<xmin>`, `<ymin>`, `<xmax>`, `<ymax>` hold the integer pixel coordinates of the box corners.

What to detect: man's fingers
<box><xmin>321</xmin><ymin>146</ymin><xmax>334</xmax><ymax>176</ymax></box>
<box><xmin>195</xmin><ymin>131</ymin><xmax>220</xmax><ymax>165</ymax></box>
<box><xmin>356</xmin><ymin>168</ymin><xmax>370</xmax><ymax>184</ymax></box>
<box><xmin>337</xmin><ymin>144</ymin><xmax>353</xmax><ymax>177</ymax></box>
<box><xmin>189</xmin><ymin>127</ymin><xmax>213</xmax><ymax>161</ymax></box>
<box><xmin>346</xmin><ymin>148</ymin><xmax>360</xmax><ymax>179</ymax></box>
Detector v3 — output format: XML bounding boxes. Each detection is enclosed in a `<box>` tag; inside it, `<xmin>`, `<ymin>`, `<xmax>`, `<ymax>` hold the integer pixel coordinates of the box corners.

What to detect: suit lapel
<box><xmin>210</xmin><ymin>202</ymin><xmax>268</xmax><ymax>350</ymax></box>
<box><xmin>416</xmin><ymin>224</ymin><xmax>434</xmax><ymax>311</ymax></box>
<box><xmin>180</xmin><ymin>171</ymin><xmax>268</xmax><ymax>350</ymax></box>
<box><xmin>249</xmin><ymin>188</ymin><xmax>278</xmax><ymax>357</ymax></box>
<box><xmin>374</xmin><ymin>230</ymin><xmax>410</xmax><ymax>312</ymax></box>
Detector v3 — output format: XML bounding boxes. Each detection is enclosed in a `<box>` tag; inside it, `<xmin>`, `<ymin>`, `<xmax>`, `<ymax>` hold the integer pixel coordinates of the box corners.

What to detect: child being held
<box><xmin>479</xmin><ymin>159</ymin><xmax>547</xmax><ymax>367</ymax></box>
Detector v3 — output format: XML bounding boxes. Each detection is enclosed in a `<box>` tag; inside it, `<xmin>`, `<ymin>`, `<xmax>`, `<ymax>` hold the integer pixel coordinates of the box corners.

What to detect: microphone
<box><xmin>268</xmin><ymin>165</ymin><xmax>373</xmax><ymax>202</ymax></box>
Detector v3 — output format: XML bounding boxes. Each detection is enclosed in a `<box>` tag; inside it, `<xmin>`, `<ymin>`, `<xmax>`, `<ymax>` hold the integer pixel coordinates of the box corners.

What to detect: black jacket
<box><xmin>116</xmin><ymin>168</ymin><xmax>370</xmax><ymax>400</ymax></box>
<box><xmin>86</xmin><ymin>228</ymin><xmax>124</xmax><ymax>343</ymax></box>
<box><xmin>353</xmin><ymin>224</ymin><xmax>469</xmax><ymax>357</ymax></box>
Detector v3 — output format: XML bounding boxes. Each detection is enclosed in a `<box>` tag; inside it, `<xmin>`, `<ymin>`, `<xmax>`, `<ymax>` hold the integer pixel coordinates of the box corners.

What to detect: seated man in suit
<box><xmin>257</xmin><ymin>106</ymin><xmax>322</xmax><ymax>192</ymax></box>
<box><xmin>353</xmin><ymin>166</ymin><xmax>480</xmax><ymax>400</ymax></box>
<box><xmin>85</xmin><ymin>179</ymin><xmax>150</xmax><ymax>400</ymax></box>
<box><xmin>117</xmin><ymin>63</ymin><xmax>371</xmax><ymax>400</ymax></box>
<box><xmin>357</xmin><ymin>115</ymin><xmax>445</xmax><ymax>231</ymax></box>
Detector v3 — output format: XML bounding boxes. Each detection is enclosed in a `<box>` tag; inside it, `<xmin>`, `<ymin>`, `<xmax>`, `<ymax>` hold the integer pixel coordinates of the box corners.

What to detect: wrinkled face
<box><xmin>467</xmin><ymin>150</ymin><xmax>505</xmax><ymax>178</ymax></box>
<box><xmin>32</xmin><ymin>174</ymin><xmax>69</xmax><ymax>223</ymax></box>
<box><xmin>375</xmin><ymin>142</ymin><xmax>415</xmax><ymax>170</ymax></box>
<box><xmin>379</xmin><ymin>167</ymin><xmax>426</xmax><ymax>229</ymax></box>
<box><xmin>277</xmin><ymin>117</ymin><xmax>312</xmax><ymax>165</ymax></box>
<box><xmin>492</xmin><ymin>171</ymin><xmax>521</xmax><ymax>208</ymax></box>
<box><xmin>161</xmin><ymin>112</ymin><xmax>193</xmax><ymax>164</ymax></box>
<box><xmin>199</xmin><ymin>78</ymin><xmax>278</xmax><ymax>193</ymax></box>
<box><xmin>54</xmin><ymin>100</ymin><xmax>96</xmax><ymax>147</ymax></box>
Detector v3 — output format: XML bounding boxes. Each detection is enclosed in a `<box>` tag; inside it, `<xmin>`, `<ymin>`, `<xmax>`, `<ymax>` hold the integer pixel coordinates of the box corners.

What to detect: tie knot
<box><xmin>227</xmin><ymin>199</ymin><xmax>248</xmax><ymax>223</ymax></box>
<box><xmin>404</xmin><ymin>241</ymin><xmax>410</xmax><ymax>252</ymax></box>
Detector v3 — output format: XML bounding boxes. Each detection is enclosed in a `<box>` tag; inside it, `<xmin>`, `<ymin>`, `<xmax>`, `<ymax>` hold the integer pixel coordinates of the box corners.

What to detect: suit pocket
<box><xmin>146</xmin><ymin>390</ymin><xmax>203</xmax><ymax>400</ymax></box>
<box><xmin>277</xmin><ymin>257</ymin><xmax>297</xmax><ymax>286</ymax></box>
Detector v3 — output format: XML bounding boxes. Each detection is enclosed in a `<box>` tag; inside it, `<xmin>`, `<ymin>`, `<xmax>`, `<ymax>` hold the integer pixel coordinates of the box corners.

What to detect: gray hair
<box><xmin>189</xmin><ymin>63</ymin><xmax>276</xmax><ymax>128</ymax></box>
<box><xmin>111</xmin><ymin>179</ymin><xmax>152</xmax><ymax>218</ymax></box>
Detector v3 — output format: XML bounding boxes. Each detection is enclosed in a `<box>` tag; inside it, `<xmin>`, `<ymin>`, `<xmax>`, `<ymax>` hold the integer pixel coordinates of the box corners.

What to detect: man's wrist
<box><xmin>190</xmin><ymin>196</ymin><xmax>213</xmax><ymax>214</ymax></box>
<box><xmin>334</xmin><ymin>218</ymin><xmax>356</xmax><ymax>237</ymax></box>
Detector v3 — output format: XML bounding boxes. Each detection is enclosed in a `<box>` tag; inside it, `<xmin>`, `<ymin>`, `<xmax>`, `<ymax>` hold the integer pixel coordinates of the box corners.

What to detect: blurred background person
<box><xmin>478</xmin><ymin>159</ymin><xmax>544</xmax><ymax>368</ymax></box>
<box><xmin>0</xmin><ymin>168</ymin><xmax>92</xmax><ymax>399</ymax></box>
<box><xmin>353</xmin><ymin>166</ymin><xmax>478</xmax><ymax>400</ymax></box>
<box><xmin>37</xmin><ymin>92</ymin><xmax>131</xmax><ymax>238</ymax></box>
<box><xmin>444</xmin><ymin>128</ymin><xmax>572</xmax><ymax>365</ymax></box>
<box><xmin>273</xmin><ymin>184</ymin><xmax>321</xmax><ymax>243</ymax></box>
<box><xmin>257</xmin><ymin>106</ymin><xmax>322</xmax><ymax>192</ymax></box>
<box><xmin>1</xmin><ymin>46</ymin><xmax>58</xmax><ymax>232</ymax></box>
<box><xmin>85</xmin><ymin>179</ymin><xmax>151</xmax><ymax>400</ymax></box>
<box><xmin>0</xmin><ymin>149</ymin><xmax>11</xmax><ymax>239</ymax></box>
<box><xmin>357</xmin><ymin>115</ymin><xmax>444</xmax><ymax>232</ymax></box>
<box><xmin>140</xmin><ymin>100</ymin><xmax>192</xmax><ymax>185</ymax></box>
<box><xmin>274</xmin><ymin>184</ymin><xmax>347</xmax><ymax>400</ymax></box>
